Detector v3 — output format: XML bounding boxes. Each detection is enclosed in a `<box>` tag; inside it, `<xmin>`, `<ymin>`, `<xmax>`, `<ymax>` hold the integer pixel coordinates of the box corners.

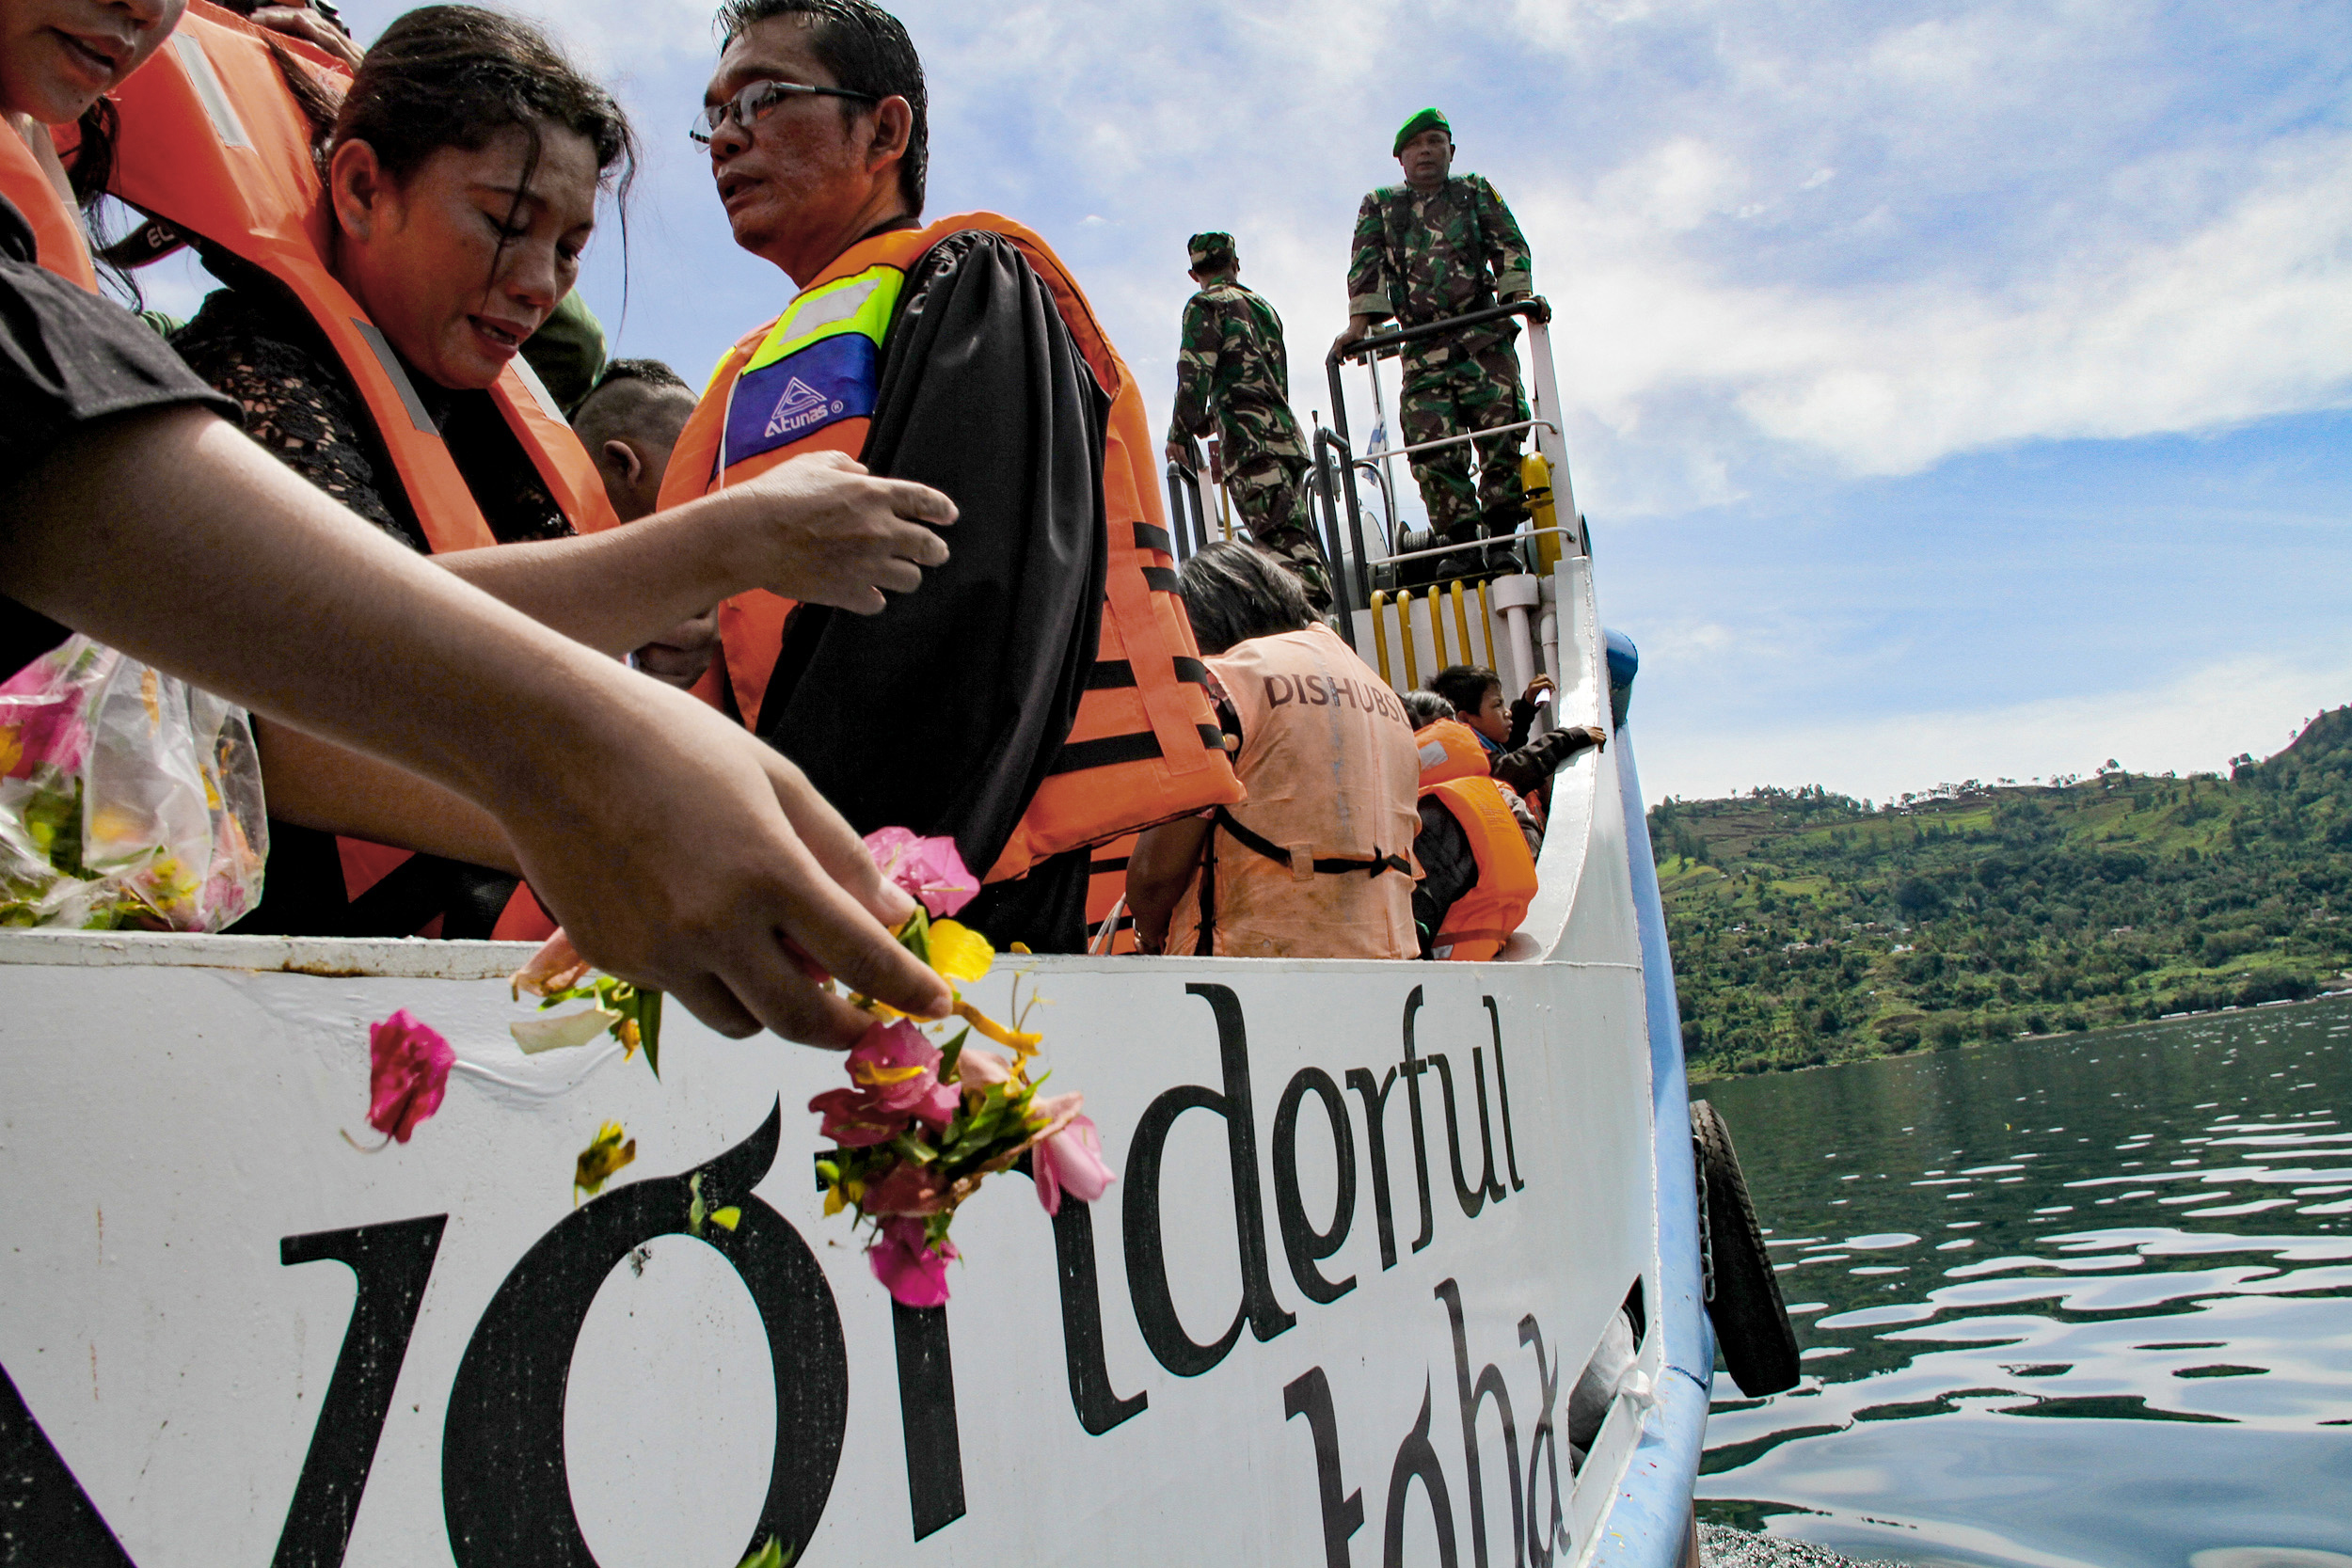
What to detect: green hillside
<box><xmin>1650</xmin><ymin>705</ymin><xmax>2352</xmax><ymax>1080</ymax></box>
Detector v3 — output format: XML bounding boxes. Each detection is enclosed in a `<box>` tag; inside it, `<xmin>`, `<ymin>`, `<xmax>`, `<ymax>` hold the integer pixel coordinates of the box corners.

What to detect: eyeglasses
<box><xmin>691</xmin><ymin>79</ymin><xmax>881</xmax><ymax>145</ymax></box>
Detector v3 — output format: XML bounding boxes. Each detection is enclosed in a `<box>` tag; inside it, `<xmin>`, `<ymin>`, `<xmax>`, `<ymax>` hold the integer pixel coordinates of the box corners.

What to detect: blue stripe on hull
<box><xmin>1590</xmin><ymin>722</ymin><xmax>1713</xmax><ymax>1566</ymax></box>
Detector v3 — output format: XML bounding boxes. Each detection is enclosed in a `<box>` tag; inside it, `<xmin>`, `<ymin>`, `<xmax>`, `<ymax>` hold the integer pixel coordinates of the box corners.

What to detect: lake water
<box><xmin>1693</xmin><ymin>994</ymin><xmax>2352</xmax><ymax>1568</ymax></box>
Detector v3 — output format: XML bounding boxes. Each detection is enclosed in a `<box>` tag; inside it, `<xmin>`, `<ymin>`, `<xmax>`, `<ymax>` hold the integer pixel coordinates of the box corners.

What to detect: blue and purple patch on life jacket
<box><xmin>722</xmin><ymin>330</ymin><xmax>879</xmax><ymax>466</ymax></box>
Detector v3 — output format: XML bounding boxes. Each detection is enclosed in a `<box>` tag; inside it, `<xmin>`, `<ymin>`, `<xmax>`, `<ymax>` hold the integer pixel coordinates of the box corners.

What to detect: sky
<box><xmin>149</xmin><ymin>0</ymin><xmax>2352</xmax><ymax>805</ymax></box>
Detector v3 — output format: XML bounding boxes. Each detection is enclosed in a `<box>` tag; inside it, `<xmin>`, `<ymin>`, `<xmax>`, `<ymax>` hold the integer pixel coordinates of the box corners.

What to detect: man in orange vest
<box><xmin>1127</xmin><ymin>542</ymin><xmax>1422</xmax><ymax>959</ymax></box>
<box><xmin>662</xmin><ymin>0</ymin><xmax>1239</xmax><ymax>950</ymax></box>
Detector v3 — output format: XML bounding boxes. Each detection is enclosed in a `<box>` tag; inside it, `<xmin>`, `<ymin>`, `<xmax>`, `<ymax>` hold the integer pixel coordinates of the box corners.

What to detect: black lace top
<box><xmin>169</xmin><ymin>264</ymin><xmax>573</xmax><ymax>553</ymax></box>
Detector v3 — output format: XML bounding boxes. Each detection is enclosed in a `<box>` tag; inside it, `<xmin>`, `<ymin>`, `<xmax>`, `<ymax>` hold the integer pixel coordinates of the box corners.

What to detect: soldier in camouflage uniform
<box><xmin>1165</xmin><ymin>231</ymin><xmax>1333</xmax><ymax>609</ymax></box>
<box><xmin>1334</xmin><ymin>107</ymin><xmax>1536</xmax><ymax>572</ymax></box>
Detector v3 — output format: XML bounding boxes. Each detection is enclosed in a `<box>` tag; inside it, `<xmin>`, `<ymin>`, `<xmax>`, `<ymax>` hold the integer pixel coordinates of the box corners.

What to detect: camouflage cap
<box><xmin>1393</xmin><ymin>105</ymin><xmax>1449</xmax><ymax>156</ymax></box>
<box><xmin>1187</xmin><ymin>230</ymin><xmax>1237</xmax><ymax>269</ymax></box>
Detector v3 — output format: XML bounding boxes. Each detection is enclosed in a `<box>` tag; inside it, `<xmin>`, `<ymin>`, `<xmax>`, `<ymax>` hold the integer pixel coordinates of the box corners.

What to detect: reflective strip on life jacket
<box><xmin>720</xmin><ymin>262</ymin><xmax>902</xmax><ymax>471</ymax></box>
<box><xmin>0</xmin><ymin>127</ymin><xmax>98</xmax><ymax>291</ymax></box>
<box><xmin>1424</xmin><ymin>774</ymin><xmax>1538</xmax><ymax>962</ymax></box>
<box><xmin>662</xmin><ymin>211</ymin><xmax>1243</xmax><ymax>885</ymax></box>
<box><xmin>1414</xmin><ymin>719</ymin><xmax>1490</xmax><ymax>787</ymax></box>
<box><xmin>103</xmin><ymin>1</ymin><xmax>619</xmax><ymax>554</ymax></box>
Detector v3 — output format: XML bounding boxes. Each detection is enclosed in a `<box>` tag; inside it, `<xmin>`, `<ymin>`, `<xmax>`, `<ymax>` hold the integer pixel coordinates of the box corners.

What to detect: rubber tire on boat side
<box><xmin>1691</xmin><ymin>1099</ymin><xmax>1802</xmax><ymax>1397</ymax></box>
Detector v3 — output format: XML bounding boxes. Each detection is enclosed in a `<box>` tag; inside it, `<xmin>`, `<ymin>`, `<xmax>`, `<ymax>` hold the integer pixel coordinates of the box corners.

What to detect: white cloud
<box><xmin>1725</xmin><ymin>132</ymin><xmax>2352</xmax><ymax>474</ymax></box>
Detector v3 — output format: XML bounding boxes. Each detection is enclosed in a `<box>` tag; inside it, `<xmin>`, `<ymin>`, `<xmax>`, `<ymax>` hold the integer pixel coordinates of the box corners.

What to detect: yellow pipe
<box><xmin>1450</xmin><ymin>580</ymin><xmax>1473</xmax><ymax>673</ymax></box>
<box><xmin>1369</xmin><ymin>592</ymin><xmax>1393</xmax><ymax>689</ymax></box>
<box><xmin>1474</xmin><ymin>579</ymin><xmax>1495</xmax><ymax>669</ymax></box>
<box><xmin>1397</xmin><ymin>589</ymin><xmax>1421</xmax><ymax>689</ymax></box>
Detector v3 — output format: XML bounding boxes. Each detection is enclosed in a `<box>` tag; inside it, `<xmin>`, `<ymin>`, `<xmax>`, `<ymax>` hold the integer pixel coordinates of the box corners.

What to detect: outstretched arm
<box><xmin>434</xmin><ymin>451</ymin><xmax>957</xmax><ymax>653</ymax></box>
<box><xmin>0</xmin><ymin>406</ymin><xmax>950</xmax><ymax>1043</ymax></box>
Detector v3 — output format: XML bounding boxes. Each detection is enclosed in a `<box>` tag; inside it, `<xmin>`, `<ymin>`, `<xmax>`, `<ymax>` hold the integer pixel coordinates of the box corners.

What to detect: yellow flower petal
<box><xmin>851</xmin><ymin>1060</ymin><xmax>930</xmax><ymax>1087</ymax></box>
<box><xmin>709</xmin><ymin>1206</ymin><xmax>741</xmax><ymax>1231</ymax></box>
<box><xmin>927</xmin><ymin>919</ymin><xmax>994</xmax><ymax>983</ymax></box>
<box><xmin>953</xmin><ymin>999</ymin><xmax>1042</xmax><ymax>1055</ymax></box>
<box><xmin>573</xmin><ymin>1122</ymin><xmax>637</xmax><ymax>1203</ymax></box>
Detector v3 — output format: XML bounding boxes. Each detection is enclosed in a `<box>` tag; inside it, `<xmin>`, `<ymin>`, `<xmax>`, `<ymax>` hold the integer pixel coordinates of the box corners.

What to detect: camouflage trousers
<box><xmin>1399</xmin><ymin>340</ymin><xmax>1528</xmax><ymax>542</ymax></box>
<box><xmin>1226</xmin><ymin>453</ymin><xmax>1333</xmax><ymax>610</ymax></box>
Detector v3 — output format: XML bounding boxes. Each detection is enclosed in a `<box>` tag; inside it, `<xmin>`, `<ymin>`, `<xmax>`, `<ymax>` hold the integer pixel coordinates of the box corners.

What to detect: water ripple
<box><xmin>1694</xmin><ymin>995</ymin><xmax>2352</xmax><ymax>1564</ymax></box>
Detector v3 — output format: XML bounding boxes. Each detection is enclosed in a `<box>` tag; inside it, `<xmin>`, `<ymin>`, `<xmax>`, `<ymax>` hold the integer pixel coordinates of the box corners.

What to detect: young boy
<box><xmin>1426</xmin><ymin>664</ymin><xmax>1606</xmax><ymax>798</ymax></box>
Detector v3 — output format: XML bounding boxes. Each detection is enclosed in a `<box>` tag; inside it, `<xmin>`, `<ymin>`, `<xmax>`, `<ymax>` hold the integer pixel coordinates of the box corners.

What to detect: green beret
<box><xmin>1187</xmin><ymin>230</ymin><xmax>1236</xmax><ymax>269</ymax></box>
<box><xmin>1393</xmin><ymin>106</ymin><xmax>1450</xmax><ymax>157</ymax></box>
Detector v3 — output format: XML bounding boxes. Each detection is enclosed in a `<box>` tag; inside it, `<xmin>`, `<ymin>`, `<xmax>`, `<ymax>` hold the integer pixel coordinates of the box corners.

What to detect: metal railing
<box><xmin>1163</xmin><ymin>455</ymin><xmax>1211</xmax><ymax>563</ymax></box>
<box><xmin>1311</xmin><ymin>297</ymin><xmax>1582</xmax><ymax>641</ymax></box>
<box><xmin>1373</xmin><ymin>524</ymin><xmax>1572</xmax><ymax>571</ymax></box>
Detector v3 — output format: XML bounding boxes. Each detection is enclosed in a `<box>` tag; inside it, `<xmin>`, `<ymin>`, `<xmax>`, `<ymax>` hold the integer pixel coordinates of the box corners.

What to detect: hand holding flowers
<box><xmin>813</xmin><ymin>831</ymin><xmax>1114</xmax><ymax>1306</ymax></box>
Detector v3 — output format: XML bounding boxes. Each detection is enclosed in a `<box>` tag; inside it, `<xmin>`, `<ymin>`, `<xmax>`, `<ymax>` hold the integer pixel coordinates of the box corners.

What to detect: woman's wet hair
<box><xmin>330</xmin><ymin>7</ymin><xmax>634</xmax><ymax>196</ymax></box>
<box><xmin>63</xmin><ymin>102</ymin><xmax>119</xmax><ymax>209</ymax></box>
<box><xmin>266</xmin><ymin>6</ymin><xmax>636</xmax><ymax>294</ymax></box>
<box><xmin>716</xmin><ymin>0</ymin><xmax>929</xmax><ymax>215</ymax></box>
<box><xmin>1430</xmin><ymin>664</ymin><xmax>1502</xmax><ymax>717</ymax></box>
<box><xmin>1176</xmin><ymin>541</ymin><xmax>1315</xmax><ymax>657</ymax></box>
<box><xmin>1402</xmin><ymin>690</ymin><xmax>1456</xmax><ymax>727</ymax></box>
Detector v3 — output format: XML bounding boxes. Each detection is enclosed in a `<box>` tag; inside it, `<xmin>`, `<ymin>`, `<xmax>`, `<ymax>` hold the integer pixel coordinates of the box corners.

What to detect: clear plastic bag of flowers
<box><xmin>0</xmin><ymin>635</ymin><xmax>268</xmax><ymax>930</ymax></box>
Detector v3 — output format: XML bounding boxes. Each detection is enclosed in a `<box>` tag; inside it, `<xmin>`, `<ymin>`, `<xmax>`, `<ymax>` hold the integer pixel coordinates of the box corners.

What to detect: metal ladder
<box><xmin>1323</xmin><ymin>301</ymin><xmax>1588</xmax><ymax>704</ymax></box>
<box><xmin>1156</xmin><ymin>298</ymin><xmax>1590</xmax><ymax>704</ymax></box>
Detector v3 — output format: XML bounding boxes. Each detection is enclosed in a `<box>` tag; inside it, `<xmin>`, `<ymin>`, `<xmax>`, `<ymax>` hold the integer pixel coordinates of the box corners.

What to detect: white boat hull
<box><xmin>0</xmin><ymin>560</ymin><xmax>1711</xmax><ymax>1566</ymax></box>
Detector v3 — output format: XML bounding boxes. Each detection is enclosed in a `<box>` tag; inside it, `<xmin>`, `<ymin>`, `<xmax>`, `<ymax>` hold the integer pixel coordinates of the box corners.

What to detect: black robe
<box><xmin>755</xmin><ymin>230</ymin><xmax>1110</xmax><ymax>952</ymax></box>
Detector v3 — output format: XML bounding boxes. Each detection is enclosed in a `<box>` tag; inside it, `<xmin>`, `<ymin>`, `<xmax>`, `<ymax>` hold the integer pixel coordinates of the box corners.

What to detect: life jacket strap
<box><xmin>1212</xmin><ymin>807</ymin><xmax>1410</xmax><ymax>879</ymax></box>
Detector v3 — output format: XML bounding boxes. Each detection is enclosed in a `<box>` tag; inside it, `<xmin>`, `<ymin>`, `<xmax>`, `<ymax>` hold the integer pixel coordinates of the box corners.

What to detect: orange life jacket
<box><xmin>1414</xmin><ymin>718</ymin><xmax>1491</xmax><ymax>787</ymax></box>
<box><xmin>103</xmin><ymin>1</ymin><xmax>618</xmax><ymax>553</ymax></box>
<box><xmin>1411</xmin><ymin>721</ymin><xmax>1538</xmax><ymax>961</ymax></box>
<box><xmin>660</xmin><ymin>211</ymin><xmax>1242</xmax><ymax>884</ymax></box>
<box><xmin>104</xmin><ymin>3</ymin><xmax>618</xmax><ymax>938</ymax></box>
<box><xmin>0</xmin><ymin>126</ymin><xmax>98</xmax><ymax>291</ymax></box>
<box><xmin>1168</xmin><ymin>626</ymin><xmax>1421</xmax><ymax>958</ymax></box>
<box><xmin>1084</xmin><ymin>832</ymin><xmax>1139</xmax><ymax>955</ymax></box>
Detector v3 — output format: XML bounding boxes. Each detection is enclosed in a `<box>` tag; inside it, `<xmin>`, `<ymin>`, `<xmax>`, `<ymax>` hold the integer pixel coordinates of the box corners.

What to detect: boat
<box><xmin>0</xmin><ymin>305</ymin><xmax>1774</xmax><ymax>1566</ymax></box>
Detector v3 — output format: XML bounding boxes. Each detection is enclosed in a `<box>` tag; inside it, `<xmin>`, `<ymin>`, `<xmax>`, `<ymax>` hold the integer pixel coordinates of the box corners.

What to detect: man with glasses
<box><xmin>658</xmin><ymin>0</ymin><xmax>1240</xmax><ymax>953</ymax></box>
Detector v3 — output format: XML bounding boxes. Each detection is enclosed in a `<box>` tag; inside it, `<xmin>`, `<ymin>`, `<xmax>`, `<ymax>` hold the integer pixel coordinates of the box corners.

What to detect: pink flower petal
<box><xmin>807</xmin><ymin>1086</ymin><xmax>906</xmax><ymax>1148</ymax></box>
<box><xmin>911</xmin><ymin>1077</ymin><xmax>962</xmax><ymax>1133</ymax></box>
<box><xmin>957</xmin><ymin>1048</ymin><xmax>1013</xmax><ymax>1092</ymax></box>
<box><xmin>864</xmin><ymin>827</ymin><xmax>980</xmax><ymax>917</ymax></box>
<box><xmin>511</xmin><ymin>928</ymin><xmax>592</xmax><ymax>999</ymax></box>
<box><xmin>869</xmin><ymin>1215</ymin><xmax>957</xmax><ymax>1307</ymax></box>
<box><xmin>845</xmin><ymin>1020</ymin><xmax>950</xmax><ymax>1117</ymax></box>
<box><xmin>1035</xmin><ymin>1114</ymin><xmax>1114</xmax><ymax>1216</ymax></box>
<box><xmin>365</xmin><ymin>1009</ymin><xmax>454</xmax><ymax>1144</ymax></box>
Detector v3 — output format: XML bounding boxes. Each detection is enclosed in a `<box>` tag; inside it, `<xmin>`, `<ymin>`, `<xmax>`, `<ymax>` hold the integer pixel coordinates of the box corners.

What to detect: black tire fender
<box><xmin>1691</xmin><ymin>1098</ymin><xmax>1801</xmax><ymax>1397</ymax></box>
